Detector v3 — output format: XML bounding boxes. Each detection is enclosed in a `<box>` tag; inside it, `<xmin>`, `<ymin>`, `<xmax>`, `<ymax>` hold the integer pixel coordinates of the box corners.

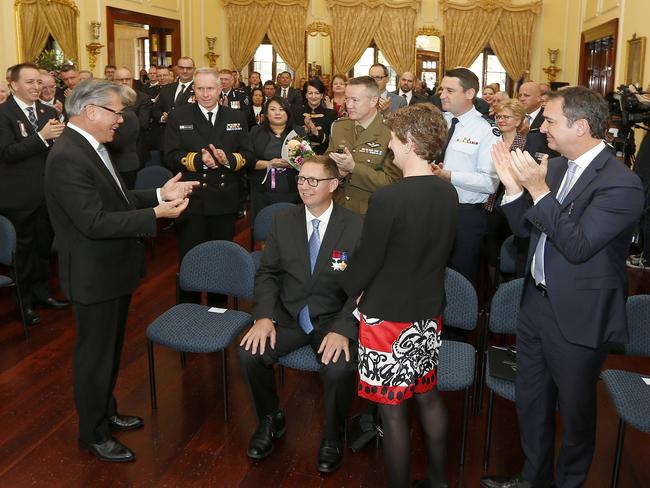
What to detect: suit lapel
<box><xmin>531</xmin><ymin>109</ymin><xmax>545</xmax><ymax>130</ymax></box>
<box><xmin>547</xmin><ymin>157</ymin><xmax>568</xmax><ymax>196</ymax></box>
<box><xmin>560</xmin><ymin>147</ymin><xmax>608</xmax><ymax>208</ymax></box>
<box><xmin>291</xmin><ymin>206</ymin><xmax>311</xmax><ymax>282</ymax></box>
<box><xmin>7</xmin><ymin>96</ymin><xmax>35</xmax><ymax>135</ymax></box>
<box><xmin>194</xmin><ymin>104</ymin><xmax>213</xmax><ymax>142</ymax></box>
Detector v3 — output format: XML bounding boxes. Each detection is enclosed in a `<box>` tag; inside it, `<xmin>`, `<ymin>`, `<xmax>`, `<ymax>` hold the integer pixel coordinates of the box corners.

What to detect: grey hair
<box><xmin>193</xmin><ymin>67</ymin><xmax>220</xmax><ymax>82</ymax></box>
<box><xmin>65</xmin><ymin>79</ymin><xmax>129</xmax><ymax>117</ymax></box>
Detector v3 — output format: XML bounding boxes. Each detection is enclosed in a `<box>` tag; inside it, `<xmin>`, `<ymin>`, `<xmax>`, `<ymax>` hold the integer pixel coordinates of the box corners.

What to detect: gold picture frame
<box><xmin>625</xmin><ymin>34</ymin><xmax>646</xmax><ymax>86</ymax></box>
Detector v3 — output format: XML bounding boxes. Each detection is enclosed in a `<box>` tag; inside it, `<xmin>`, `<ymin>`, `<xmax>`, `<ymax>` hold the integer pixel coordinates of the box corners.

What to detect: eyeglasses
<box><xmin>295</xmin><ymin>176</ymin><xmax>338</xmax><ymax>187</ymax></box>
<box><xmin>495</xmin><ymin>114</ymin><xmax>516</xmax><ymax>121</ymax></box>
<box><xmin>91</xmin><ymin>104</ymin><xmax>124</xmax><ymax>118</ymax></box>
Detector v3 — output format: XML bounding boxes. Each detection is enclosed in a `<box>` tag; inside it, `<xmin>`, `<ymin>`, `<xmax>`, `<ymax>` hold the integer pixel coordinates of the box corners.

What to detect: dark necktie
<box><xmin>26</xmin><ymin>106</ymin><xmax>38</xmax><ymax>131</ymax></box>
<box><xmin>438</xmin><ymin>117</ymin><xmax>459</xmax><ymax>163</ymax></box>
<box><xmin>532</xmin><ymin>161</ymin><xmax>578</xmax><ymax>284</ymax></box>
<box><xmin>298</xmin><ymin>219</ymin><xmax>321</xmax><ymax>334</ymax></box>
<box><xmin>175</xmin><ymin>83</ymin><xmax>186</xmax><ymax>103</ymax></box>
<box><xmin>282</xmin><ymin>88</ymin><xmax>288</xmax><ymax>99</ymax></box>
<box><xmin>97</xmin><ymin>144</ymin><xmax>128</xmax><ymax>201</ymax></box>
<box><xmin>207</xmin><ymin>111</ymin><xmax>213</xmax><ymax>125</ymax></box>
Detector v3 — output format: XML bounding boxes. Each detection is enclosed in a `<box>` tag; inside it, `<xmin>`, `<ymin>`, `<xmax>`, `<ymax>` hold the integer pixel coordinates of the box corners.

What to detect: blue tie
<box><xmin>298</xmin><ymin>219</ymin><xmax>321</xmax><ymax>334</ymax></box>
<box><xmin>533</xmin><ymin>161</ymin><xmax>577</xmax><ymax>285</ymax></box>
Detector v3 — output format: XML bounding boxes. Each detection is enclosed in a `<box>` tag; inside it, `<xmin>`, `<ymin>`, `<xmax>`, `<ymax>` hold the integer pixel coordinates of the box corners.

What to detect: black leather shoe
<box><xmin>247</xmin><ymin>410</ymin><xmax>286</xmax><ymax>459</ymax></box>
<box><xmin>480</xmin><ymin>474</ymin><xmax>547</xmax><ymax>488</ymax></box>
<box><xmin>317</xmin><ymin>438</ymin><xmax>343</xmax><ymax>473</ymax></box>
<box><xmin>108</xmin><ymin>414</ymin><xmax>144</xmax><ymax>432</ymax></box>
<box><xmin>24</xmin><ymin>308</ymin><xmax>40</xmax><ymax>326</ymax></box>
<box><xmin>413</xmin><ymin>481</ymin><xmax>448</xmax><ymax>488</ymax></box>
<box><xmin>36</xmin><ymin>296</ymin><xmax>69</xmax><ymax>309</ymax></box>
<box><xmin>79</xmin><ymin>437</ymin><xmax>135</xmax><ymax>462</ymax></box>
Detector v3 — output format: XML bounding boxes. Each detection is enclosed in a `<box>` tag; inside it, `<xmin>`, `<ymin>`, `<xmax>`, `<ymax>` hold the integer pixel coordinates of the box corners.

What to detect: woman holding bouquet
<box><xmin>249</xmin><ymin>96</ymin><xmax>306</xmax><ymax>220</ymax></box>
<box><xmin>294</xmin><ymin>79</ymin><xmax>337</xmax><ymax>155</ymax></box>
<box><xmin>344</xmin><ymin>104</ymin><xmax>459</xmax><ymax>488</ymax></box>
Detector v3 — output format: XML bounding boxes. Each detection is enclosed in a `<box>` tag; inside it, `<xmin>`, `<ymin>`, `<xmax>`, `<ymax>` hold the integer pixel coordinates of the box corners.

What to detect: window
<box><xmin>351</xmin><ymin>42</ymin><xmax>397</xmax><ymax>92</ymax></box>
<box><xmin>469</xmin><ymin>47</ymin><xmax>510</xmax><ymax>94</ymax></box>
<box><xmin>250</xmin><ymin>37</ymin><xmax>292</xmax><ymax>84</ymax></box>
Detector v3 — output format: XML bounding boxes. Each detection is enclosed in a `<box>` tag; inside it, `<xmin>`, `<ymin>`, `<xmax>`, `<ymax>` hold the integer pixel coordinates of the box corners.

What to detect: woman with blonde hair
<box><xmin>324</xmin><ymin>74</ymin><xmax>347</xmax><ymax>118</ymax></box>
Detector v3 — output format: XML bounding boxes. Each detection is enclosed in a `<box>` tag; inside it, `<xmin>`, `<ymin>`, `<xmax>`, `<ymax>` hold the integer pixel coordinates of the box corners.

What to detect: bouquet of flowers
<box><xmin>281</xmin><ymin>131</ymin><xmax>315</xmax><ymax>171</ymax></box>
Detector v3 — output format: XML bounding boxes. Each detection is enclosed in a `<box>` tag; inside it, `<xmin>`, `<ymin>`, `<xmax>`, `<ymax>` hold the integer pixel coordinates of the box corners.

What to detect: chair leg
<box><xmin>147</xmin><ymin>340</ymin><xmax>157</xmax><ymax>410</ymax></box>
<box><xmin>222</xmin><ymin>350</ymin><xmax>229</xmax><ymax>423</ymax></box>
<box><xmin>13</xmin><ymin>259</ymin><xmax>29</xmax><ymax>340</ymax></box>
<box><xmin>611</xmin><ymin>418</ymin><xmax>626</xmax><ymax>488</ymax></box>
<box><xmin>460</xmin><ymin>388</ymin><xmax>469</xmax><ymax>466</ymax></box>
<box><xmin>180</xmin><ymin>351</ymin><xmax>187</xmax><ymax>368</ymax></box>
<box><xmin>483</xmin><ymin>389</ymin><xmax>495</xmax><ymax>473</ymax></box>
<box><xmin>279</xmin><ymin>365</ymin><xmax>285</xmax><ymax>385</ymax></box>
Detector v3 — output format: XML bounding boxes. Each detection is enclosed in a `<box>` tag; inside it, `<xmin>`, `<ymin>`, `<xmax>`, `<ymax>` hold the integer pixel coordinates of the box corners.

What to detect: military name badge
<box><xmin>230</xmin><ymin>100</ymin><xmax>240</xmax><ymax>109</ymax></box>
<box><xmin>359</xmin><ymin>147</ymin><xmax>383</xmax><ymax>156</ymax></box>
<box><xmin>180</xmin><ymin>124</ymin><xmax>194</xmax><ymax>130</ymax></box>
<box><xmin>226</xmin><ymin>123</ymin><xmax>242</xmax><ymax>131</ymax></box>
<box><xmin>331</xmin><ymin>250</ymin><xmax>349</xmax><ymax>271</ymax></box>
<box><xmin>18</xmin><ymin>120</ymin><xmax>28</xmax><ymax>138</ymax></box>
<box><xmin>460</xmin><ymin>137</ymin><xmax>479</xmax><ymax>145</ymax></box>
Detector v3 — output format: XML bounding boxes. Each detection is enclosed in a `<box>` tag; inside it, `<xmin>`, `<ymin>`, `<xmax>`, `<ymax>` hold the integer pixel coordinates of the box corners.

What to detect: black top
<box><xmin>344</xmin><ymin>175</ymin><xmax>459</xmax><ymax>322</ymax></box>
<box><xmin>292</xmin><ymin>104</ymin><xmax>337</xmax><ymax>155</ymax></box>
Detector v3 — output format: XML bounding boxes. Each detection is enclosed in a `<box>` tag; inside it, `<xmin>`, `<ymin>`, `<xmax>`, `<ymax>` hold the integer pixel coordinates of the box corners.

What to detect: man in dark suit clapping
<box><xmin>45</xmin><ymin>79</ymin><xmax>197</xmax><ymax>463</ymax></box>
<box><xmin>482</xmin><ymin>87</ymin><xmax>644</xmax><ymax>488</ymax></box>
<box><xmin>238</xmin><ymin>156</ymin><xmax>362</xmax><ymax>474</ymax></box>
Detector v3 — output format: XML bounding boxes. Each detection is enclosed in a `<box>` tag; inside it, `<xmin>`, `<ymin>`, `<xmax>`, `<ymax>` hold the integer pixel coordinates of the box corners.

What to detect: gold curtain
<box><xmin>441</xmin><ymin>1</ymin><xmax>502</xmax><ymax>68</ymax></box>
<box><xmin>490</xmin><ymin>7</ymin><xmax>540</xmax><ymax>80</ymax></box>
<box><xmin>268</xmin><ymin>4</ymin><xmax>308</xmax><ymax>74</ymax></box>
<box><xmin>375</xmin><ymin>5</ymin><xmax>418</xmax><ymax>75</ymax></box>
<box><xmin>39</xmin><ymin>0</ymin><xmax>80</xmax><ymax>63</ymax></box>
<box><xmin>223</xmin><ymin>3</ymin><xmax>272</xmax><ymax>71</ymax></box>
<box><xmin>329</xmin><ymin>4</ymin><xmax>383</xmax><ymax>74</ymax></box>
<box><xmin>16</xmin><ymin>0</ymin><xmax>50</xmax><ymax>62</ymax></box>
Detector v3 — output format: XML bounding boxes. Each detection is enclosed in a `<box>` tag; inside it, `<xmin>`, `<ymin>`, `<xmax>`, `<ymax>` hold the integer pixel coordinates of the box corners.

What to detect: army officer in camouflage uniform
<box><xmin>327</xmin><ymin>76</ymin><xmax>400</xmax><ymax>215</ymax></box>
<box><xmin>164</xmin><ymin>67</ymin><xmax>253</xmax><ymax>263</ymax></box>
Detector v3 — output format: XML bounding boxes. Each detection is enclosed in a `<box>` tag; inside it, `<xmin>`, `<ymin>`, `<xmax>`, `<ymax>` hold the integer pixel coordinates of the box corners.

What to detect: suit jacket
<box><xmin>279</xmin><ymin>86</ymin><xmax>303</xmax><ymax>108</ymax></box>
<box><xmin>501</xmin><ymin>147</ymin><xmax>644</xmax><ymax>348</ymax></box>
<box><xmin>107</xmin><ymin>90</ymin><xmax>153</xmax><ymax>172</ymax></box>
<box><xmin>344</xmin><ymin>175</ymin><xmax>458</xmax><ymax>322</ymax></box>
<box><xmin>393</xmin><ymin>90</ymin><xmax>428</xmax><ymax>106</ymax></box>
<box><xmin>0</xmin><ymin>96</ymin><xmax>59</xmax><ymax>209</ymax></box>
<box><xmin>383</xmin><ymin>91</ymin><xmax>407</xmax><ymax>113</ymax></box>
<box><xmin>44</xmin><ymin>127</ymin><xmax>159</xmax><ymax>305</ymax></box>
<box><xmin>163</xmin><ymin>103</ymin><xmax>253</xmax><ymax>216</ymax></box>
<box><xmin>523</xmin><ymin>108</ymin><xmax>559</xmax><ymax>159</ymax></box>
<box><xmin>152</xmin><ymin>81</ymin><xmax>195</xmax><ymax>122</ymax></box>
<box><xmin>253</xmin><ymin>203</ymin><xmax>363</xmax><ymax>339</ymax></box>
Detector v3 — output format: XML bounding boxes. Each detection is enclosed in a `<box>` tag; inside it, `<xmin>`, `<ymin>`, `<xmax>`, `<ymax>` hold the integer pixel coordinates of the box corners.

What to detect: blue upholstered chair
<box><xmin>134</xmin><ymin>165</ymin><xmax>173</xmax><ymax>190</ymax></box>
<box><xmin>251</xmin><ymin>202</ymin><xmax>296</xmax><ymax>260</ymax></box>
<box><xmin>482</xmin><ymin>278</ymin><xmax>525</xmax><ymax>471</ymax></box>
<box><xmin>601</xmin><ymin>294</ymin><xmax>650</xmax><ymax>487</ymax></box>
<box><xmin>0</xmin><ymin>215</ymin><xmax>28</xmax><ymax>339</ymax></box>
<box><xmin>437</xmin><ymin>267</ymin><xmax>480</xmax><ymax>466</ymax></box>
<box><xmin>145</xmin><ymin>240</ymin><xmax>256</xmax><ymax>422</ymax></box>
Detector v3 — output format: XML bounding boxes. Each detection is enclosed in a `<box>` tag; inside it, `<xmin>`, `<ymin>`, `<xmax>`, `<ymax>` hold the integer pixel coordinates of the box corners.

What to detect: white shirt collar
<box><xmin>305</xmin><ymin>201</ymin><xmax>334</xmax><ymax>236</ymax></box>
<box><xmin>198</xmin><ymin>103</ymin><xmax>219</xmax><ymax>123</ymax></box>
<box><xmin>14</xmin><ymin>96</ymin><xmax>36</xmax><ymax>112</ymax></box>
<box><xmin>572</xmin><ymin>140</ymin><xmax>606</xmax><ymax>169</ymax></box>
<box><xmin>528</xmin><ymin>106</ymin><xmax>542</xmax><ymax>122</ymax></box>
<box><xmin>68</xmin><ymin>122</ymin><xmax>102</xmax><ymax>151</ymax></box>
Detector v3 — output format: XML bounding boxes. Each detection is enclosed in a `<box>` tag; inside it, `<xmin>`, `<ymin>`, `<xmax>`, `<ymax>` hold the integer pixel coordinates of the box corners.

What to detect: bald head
<box><xmin>518</xmin><ymin>81</ymin><xmax>542</xmax><ymax>114</ymax></box>
<box><xmin>399</xmin><ymin>71</ymin><xmax>415</xmax><ymax>94</ymax></box>
<box><xmin>113</xmin><ymin>68</ymin><xmax>133</xmax><ymax>88</ymax></box>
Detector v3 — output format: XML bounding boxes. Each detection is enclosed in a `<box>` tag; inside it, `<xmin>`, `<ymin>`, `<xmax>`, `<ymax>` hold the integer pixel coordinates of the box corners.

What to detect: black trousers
<box><xmin>176</xmin><ymin>212</ymin><xmax>236</xmax><ymax>306</ymax></box>
<box><xmin>0</xmin><ymin>205</ymin><xmax>53</xmax><ymax>307</ymax></box>
<box><xmin>516</xmin><ymin>280</ymin><xmax>608</xmax><ymax>488</ymax></box>
<box><xmin>238</xmin><ymin>326</ymin><xmax>357</xmax><ymax>440</ymax></box>
<box><xmin>448</xmin><ymin>204</ymin><xmax>490</xmax><ymax>287</ymax></box>
<box><xmin>72</xmin><ymin>295</ymin><xmax>132</xmax><ymax>444</ymax></box>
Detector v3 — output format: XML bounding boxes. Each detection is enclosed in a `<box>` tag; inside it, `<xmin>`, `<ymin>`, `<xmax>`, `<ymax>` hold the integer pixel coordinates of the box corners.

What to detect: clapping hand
<box><xmin>161</xmin><ymin>172</ymin><xmax>199</xmax><ymax>201</ymax></box>
<box><xmin>491</xmin><ymin>142</ymin><xmax>523</xmax><ymax>195</ymax></box>
<box><xmin>201</xmin><ymin>144</ymin><xmax>229</xmax><ymax>169</ymax></box>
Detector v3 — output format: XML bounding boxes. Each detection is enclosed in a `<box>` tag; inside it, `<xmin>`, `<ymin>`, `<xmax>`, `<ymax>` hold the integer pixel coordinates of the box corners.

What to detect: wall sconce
<box><xmin>542</xmin><ymin>48</ymin><xmax>561</xmax><ymax>82</ymax></box>
<box><xmin>205</xmin><ymin>36</ymin><xmax>220</xmax><ymax>68</ymax></box>
<box><xmin>86</xmin><ymin>21</ymin><xmax>104</xmax><ymax>70</ymax></box>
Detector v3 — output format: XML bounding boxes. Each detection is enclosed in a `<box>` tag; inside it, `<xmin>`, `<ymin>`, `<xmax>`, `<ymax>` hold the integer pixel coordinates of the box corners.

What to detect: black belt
<box><xmin>534</xmin><ymin>282</ymin><xmax>548</xmax><ymax>297</ymax></box>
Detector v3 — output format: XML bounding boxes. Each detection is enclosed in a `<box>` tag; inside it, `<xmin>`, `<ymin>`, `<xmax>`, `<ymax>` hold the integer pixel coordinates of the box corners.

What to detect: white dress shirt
<box><xmin>305</xmin><ymin>201</ymin><xmax>333</xmax><ymax>241</ymax></box>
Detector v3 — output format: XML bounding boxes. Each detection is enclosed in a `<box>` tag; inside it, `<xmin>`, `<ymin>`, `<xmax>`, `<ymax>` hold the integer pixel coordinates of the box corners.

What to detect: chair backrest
<box><xmin>179</xmin><ymin>240</ymin><xmax>256</xmax><ymax>299</ymax></box>
<box><xmin>489</xmin><ymin>278</ymin><xmax>525</xmax><ymax>334</ymax></box>
<box><xmin>134</xmin><ymin>166</ymin><xmax>174</xmax><ymax>190</ymax></box>
<box><xmin>625</xmin><ymin>295</ymin><xmax>650</xmax><ymax>357</ymax></box>
<box><xmin>443</xmin><ymin>268</ymin><xmax>478</xmax><ymax>331</ymax></box>
<box><xmin>0</xmin><ymin>215</ymin><xmax>16</xmax><ymax>266</ymax></box>
<box><xmin>253</xmin><ymin>203</ymin><xmax>296</xmax><ymax>242</ymax></box>
<box><xmin>499</xmin><ymin>234</ymin><xmax>516</xmax><ymax>274</ymax></box>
